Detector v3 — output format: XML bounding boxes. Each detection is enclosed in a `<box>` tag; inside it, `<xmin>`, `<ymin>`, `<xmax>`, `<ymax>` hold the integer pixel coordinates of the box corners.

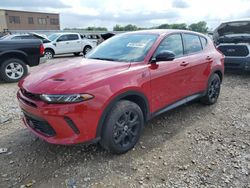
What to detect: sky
<box><xmin>1</xmin><ymin>0</ymin><xmax>250</xmax><ymax>30</ymax></box>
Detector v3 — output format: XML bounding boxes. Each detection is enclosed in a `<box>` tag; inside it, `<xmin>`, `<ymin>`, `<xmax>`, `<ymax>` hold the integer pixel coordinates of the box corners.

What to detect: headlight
<box><xmin>40</xmin><ymin>94</ymin><xmax>94</xmax><ymax>103</ymax></box>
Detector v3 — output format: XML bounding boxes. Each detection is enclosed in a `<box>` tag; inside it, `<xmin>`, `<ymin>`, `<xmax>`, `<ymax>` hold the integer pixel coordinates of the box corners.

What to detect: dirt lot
<box><xmin>0</xmin><ymin>56</ymin><xmax>250</xmax><ymax>188</ymax></box>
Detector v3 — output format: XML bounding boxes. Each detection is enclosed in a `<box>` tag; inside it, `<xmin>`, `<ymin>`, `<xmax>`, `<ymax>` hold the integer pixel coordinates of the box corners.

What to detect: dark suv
<box><xmin>214</xmin><ymin>20</ymin><xmax>250</xmax><ymax>72</ymax></box>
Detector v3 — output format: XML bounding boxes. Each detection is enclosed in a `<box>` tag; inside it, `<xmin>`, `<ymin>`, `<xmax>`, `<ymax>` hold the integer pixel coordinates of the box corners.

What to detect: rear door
<box><xmin>149</xmin><ymin>34</ymin><xmax>192</xmax><ymax>112</ymax></box>
<box><xmin>182</xmin><ymin>34</ymin><xmax>211</xmax><ymax>95</ymax></box>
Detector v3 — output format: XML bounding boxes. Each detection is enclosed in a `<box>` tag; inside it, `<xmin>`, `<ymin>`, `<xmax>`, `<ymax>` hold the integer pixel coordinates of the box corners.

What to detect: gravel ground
<box><xmin>0</xmin><ymin>56</ymin><xmax>249</xmax><ymax>188</ymax></box>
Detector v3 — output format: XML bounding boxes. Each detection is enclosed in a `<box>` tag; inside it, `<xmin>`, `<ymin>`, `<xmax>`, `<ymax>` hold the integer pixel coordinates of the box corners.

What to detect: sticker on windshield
<box><xmin>127</xmin><ymin>42</ymin><xmax>146</xmax><ymax>48</ymax></box>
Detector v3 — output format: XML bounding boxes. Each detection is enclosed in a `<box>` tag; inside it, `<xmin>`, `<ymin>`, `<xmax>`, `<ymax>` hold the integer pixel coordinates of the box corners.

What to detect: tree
<box><xmin>113</xmin><ymin>24</ymin><xmax>124</xmax><ymax>31</ymax></box>
<box><xmin>188</xmin><ymin>21</ymin><xmax>208</xmax><ymax>33</ymax></box>
<box><xmin>124</xmin><ymin>24</ymin><xmax>138</xmax><ymax>31</ymax></box>
<box><xmin>113</xmin><ymin>24</ymin><xmax>138</xmax><ymax>31</ymax></box>
<box><xmin>157</xmin><ymin>24</ymin><xmax>171</xmax><ymax>29</ymax></box>
<box><xmin>170</xmin><ymin>23</ymin><xmax>187</xmax><ymax>30</ymax></box>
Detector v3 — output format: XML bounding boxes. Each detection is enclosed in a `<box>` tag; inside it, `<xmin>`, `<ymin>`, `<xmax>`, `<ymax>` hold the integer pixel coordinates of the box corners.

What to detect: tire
<box><xmin>44</xmin><ymin>49</ymin><xmax>54</xmax><ymax>59</ymax></box>
<box><xmin>200</xmin><ymin>73</ymin><xmax>221</xmax><ymax>105</ymax></box>
<box><xmin>83</xmin><ymin>46</ymin><xmax>92</xmax><ymax>56</ymax></box>
<box><xmin>74</xmin><ymin>52</ymin><xmax>81</xmax><ymax>56</ymax></box>
<box><xmin>0</xmin><ymin>58</ymin><xmax>28</xmax><ymax>83</ymax></box>
<box><xmin>100</xmin><ymin>100</ymin><xmax>144</xmax><ymax>154</ymax></box>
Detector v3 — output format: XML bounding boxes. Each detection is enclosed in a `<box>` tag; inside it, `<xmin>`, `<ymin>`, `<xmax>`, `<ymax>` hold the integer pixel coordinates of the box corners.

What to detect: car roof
<box><xmin>125</xmin><ymin>29</ymin><xmax>205</xmax><ymax>36</ymax></box>
<box><xmin>220</xmin><ymin>18</ymin><xmax>250</xmax><ymax>24</ymax></box>
<box><xmin>54</xmin><ymin>32</ymin><xmax>80</xmax><ymax>35</ymax></box>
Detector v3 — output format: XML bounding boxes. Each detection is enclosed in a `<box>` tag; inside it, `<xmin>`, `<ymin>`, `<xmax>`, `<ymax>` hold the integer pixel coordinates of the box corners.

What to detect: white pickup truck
<box><xmin>44</xmin><ymin>32</ymin><xmax>95</xmax><ymax>59</ymax></box>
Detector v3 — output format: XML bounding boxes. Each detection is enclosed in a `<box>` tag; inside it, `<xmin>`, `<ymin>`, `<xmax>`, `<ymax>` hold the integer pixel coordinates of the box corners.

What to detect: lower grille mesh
<box><xmin>24</xmin><ymin>112</ymin><xmax>56</xmax><ymax>137</ymax></box>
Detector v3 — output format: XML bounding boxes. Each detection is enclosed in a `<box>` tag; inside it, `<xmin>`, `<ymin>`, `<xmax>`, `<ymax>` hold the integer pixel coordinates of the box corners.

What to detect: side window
<box><xmin>57</xmin><ymin>35</ymin><xmax>68</xmax><ymax>42</ymax></box>
<box><xmin>200</xmin><ymin>36</ymin><xmax>207</xmax><ymax>49</ymax></box>
<box><xmin>155</xmin><ymin>34</ymin><xmax>183</xmax><ymax>58</ymax></box>
<box><xmin>183</xmin><ymin>34</ymin><xmax>202</xmax><ymax>54</ymax></box>
<box><xmin>22</xmin><ymin>35</ymin><xmax>35</xmax><ymax>39</ymax></box>
<box><xmin>68</xmin><ymin>34</ymin><xmax>79</xmax><ymax>41</ymax></box>
<box><xmin>11</xmin><ymin>36</ymin><xmax>22</xmax><ymax>40</ymax></box>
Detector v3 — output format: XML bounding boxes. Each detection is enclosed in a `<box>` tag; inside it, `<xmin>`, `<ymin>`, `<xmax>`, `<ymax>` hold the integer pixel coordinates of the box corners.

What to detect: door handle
<box><xmin>77</xmin><ymin>41</ymin><xmax>80</xmax><ymax>43</ymax></box>
<box><xmin>180</xmin><ymin>61</ymin><xmax>189</xmax><ymax>66</ymax></box>
<box><xmin>66</xmin><ymin>42</ymin><xmax>69</xmax><ymax>44</ymax></box>
<box><xmin>206</xmin><ymin>56</ymin><xmax>212</xmax><ymax>61</ymax></box>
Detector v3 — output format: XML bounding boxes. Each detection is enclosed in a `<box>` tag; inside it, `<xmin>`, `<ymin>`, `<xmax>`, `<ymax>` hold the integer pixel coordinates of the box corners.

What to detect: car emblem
<box><xmin>227</xmin><ymin>49</ymin><xmax>236</xmax><ymax>52</ymax></box>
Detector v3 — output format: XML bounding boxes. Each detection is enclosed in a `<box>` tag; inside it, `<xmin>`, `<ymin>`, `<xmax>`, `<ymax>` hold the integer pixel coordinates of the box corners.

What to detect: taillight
<box><xmin>40</xmin><ymin>44</ymin><xmax>44</xmax><ymax>55</ymax></box>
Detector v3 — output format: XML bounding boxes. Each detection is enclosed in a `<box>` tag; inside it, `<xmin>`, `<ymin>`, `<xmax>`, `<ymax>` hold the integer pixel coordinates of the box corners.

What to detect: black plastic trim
<box><xmin>95</xmin><ymin>90</ymin><xmax>150</xmax><ymax>138</ymax></box>
<box><xmin>64</xmin><ymin>117</ymin><xmax>80</xmax><ymax>134</ymax></box>
<box><xmin>150</xmin><ymin>92</ymin><xmax>204</xmax><ymax>119</ymax></box>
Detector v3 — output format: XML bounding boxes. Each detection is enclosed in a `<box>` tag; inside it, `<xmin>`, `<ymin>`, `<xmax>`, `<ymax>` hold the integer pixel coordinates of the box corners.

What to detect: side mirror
<box><xmin>151</xmin><ymin>50</ymin><xmax>175</xmax><ymax>63</ymax></box>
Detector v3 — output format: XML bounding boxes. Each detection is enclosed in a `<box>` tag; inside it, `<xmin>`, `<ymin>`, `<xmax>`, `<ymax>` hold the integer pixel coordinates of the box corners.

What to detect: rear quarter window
<box><xmin>200</xmin><ymin>36</ymin><xmax>207</xmax><ymax>49</ymax></box>
<box><xmin>183</xmin><ymin>34</ymin><xmax>202</xmax><ymax>54</ymax></box>
<box><xmin>68</xmin><ymin>34</ymin><xmax>79</xmax><ymax>40</ymax></box>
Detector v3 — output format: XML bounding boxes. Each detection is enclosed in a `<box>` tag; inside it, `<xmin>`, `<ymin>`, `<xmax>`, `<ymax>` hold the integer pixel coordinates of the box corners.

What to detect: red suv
<box><xmin>17</xmin><ymin>30</ymin><xmax>224</xmax><ymax>154</ymax></box>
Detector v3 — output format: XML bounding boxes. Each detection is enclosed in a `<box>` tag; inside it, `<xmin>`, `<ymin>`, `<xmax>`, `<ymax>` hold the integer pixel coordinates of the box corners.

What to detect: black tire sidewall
<box><xmin>0</xmin><ymin>58</ymin><xmax>28</xmax><ymax>83</ymax></box>
<box><xmin>101</xmin><ymin>100</ymin><xmax>144</xmax><ymax>154</ymax></box>
<box><xmin>74</xmin><ymin>52</ymin><xmax>80</xmax><ymax>56</ymax></box>
<box><xmin>83</xmin><ymin>46</ymin><xmax>92</xmax><ymax>55</ymax></box>
<box><xmin>202</xmin><ymin>74</ymin><xmax>221</xmax><ymax>105</ymax></box>
<box><xmin>44</xmin><ymin>49</ymin><xmax>54</xmax><ymax>59</ymax></box>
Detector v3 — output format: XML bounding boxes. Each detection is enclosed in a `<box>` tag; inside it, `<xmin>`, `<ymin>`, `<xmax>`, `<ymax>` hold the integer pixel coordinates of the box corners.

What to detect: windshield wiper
<box><xmin>89</xmin><ymin>57</ymin><xmax>118</xmax><ymax>61</ymax></box>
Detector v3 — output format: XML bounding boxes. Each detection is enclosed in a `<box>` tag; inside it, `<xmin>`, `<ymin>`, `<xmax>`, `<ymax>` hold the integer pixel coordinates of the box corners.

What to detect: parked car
<box><xmin>85</xmin><ymin>34</ymin><xmax>102</xmax><ymax>46</ymax></box>
<box><xmin>214</xmin><ymin>19</ymin><xmax>250</xmax><ymax>72</ymax></box>
<box><xmin>45</xmin><ymin>33</ymin><xmax>95</xmax><ymax>59</ymax></box>
<box><xmin>0</xmin><ymin>40</ymin><xmax>45</xmax><ymax>83</ymax></box>
<box><xmin>85</xmin><ymin>33</ymin><xmax>115</xmax><ymax>46</ymax></box>
<box><xmin>0</xmin><ymin>32</ymin><xmax>51</xmax><ymax>44</ymax></box>
<box><xmin>17</xmin><ymin>30</ymin><xmax>224</xmax><ymax>154</ymax></box>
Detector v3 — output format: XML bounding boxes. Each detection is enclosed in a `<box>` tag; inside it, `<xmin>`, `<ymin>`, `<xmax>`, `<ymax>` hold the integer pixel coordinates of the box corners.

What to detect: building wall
<box><xmin>3</xmin><ymin>9</ymin><xmax>60</xmax><ymax>31</ymax></box>
<box><xmin>0</xmin><ymin>10</ymin><xmax>7</xmax><ymax>32</ymax></box>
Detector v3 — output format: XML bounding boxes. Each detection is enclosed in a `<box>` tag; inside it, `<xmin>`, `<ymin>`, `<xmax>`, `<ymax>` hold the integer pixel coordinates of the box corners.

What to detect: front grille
<box><xmin>24</xmin><ymin>112</ymin><xmax>56</xmax><ymax>137</ymax></box>
<box><xmin>21</xmin><ymin>89</ymin><xmax>41</xmax><ymax>101</ymax></box>
<box><xmin>218</xmin><ymin>45</ymin><xmax>249</xmax><ymax>57</ymax></box>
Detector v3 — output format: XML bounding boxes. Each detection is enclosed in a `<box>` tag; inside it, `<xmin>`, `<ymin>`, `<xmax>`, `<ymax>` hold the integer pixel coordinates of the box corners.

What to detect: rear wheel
<box><xmin>100</xmin><ymin>100</ymin><xmax>144</xmax><ymax>154</ymax></box>
<box><xmin>200</xmin><ymin>73</ymin><xmax>221</xmax><ymax>105</ymax></box>
<box><xmin>44</xmin><ymin>49</ymin><xmax>54</xmax><ymax>59</ymax></box>
<box><xmin>83</xmin><ymin>46</ymin><xmax>92</xmax><ymax>56</ymax></box>
<box><xmin>0</xmin><ymin>58</ymin><xmax>28</xmax><ymax>83</ymax></box>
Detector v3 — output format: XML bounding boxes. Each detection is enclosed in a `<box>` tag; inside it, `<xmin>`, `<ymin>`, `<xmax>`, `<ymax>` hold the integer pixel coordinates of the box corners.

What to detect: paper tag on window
<box><xmin>127</xmin><ymin>42</ymin><xmax>146</xmax><ymax>48</ymax></box>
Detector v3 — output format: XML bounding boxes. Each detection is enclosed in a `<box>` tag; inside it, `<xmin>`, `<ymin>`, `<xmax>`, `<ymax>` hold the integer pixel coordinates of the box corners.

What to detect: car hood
<box><xmin>29</xmin><ymin>32</ymin><xmax>51</xmax><ymax>43</ymax></box>
<box><xmin>20</xmin><ymin>58</ymin><xmax>130</xmax><ymax>94</ymax></box>
<box><xmin>213</xmin><ymin>20</ymin><xmax>250</xmax><ymax>44</ymax></box>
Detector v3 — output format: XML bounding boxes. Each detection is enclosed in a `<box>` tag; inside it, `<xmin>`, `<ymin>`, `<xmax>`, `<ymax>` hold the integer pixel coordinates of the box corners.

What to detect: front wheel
<box><xmin>200</xmin><ymin>73</ymin><xmax>221</xmax><ymax>105</ymax></box>
<box><xmin>0</xmin><ymin>58</ymin><xmax>28</xmax><ymax>83</ymax></box>
<box><xmin>100</xmin><ymin>100</ymin><xmax>144</xmax><ymax>154</ymax></box>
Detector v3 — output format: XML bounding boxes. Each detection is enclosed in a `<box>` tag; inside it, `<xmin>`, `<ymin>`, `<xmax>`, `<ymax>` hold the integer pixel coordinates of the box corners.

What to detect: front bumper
<box><xmin>17</xmin><ymin>90</ymin><xmax>101</xmax><ymax>145</ymax></box>
<box><xmin>224</xmin><ymin>56</ymin><xmax>250</xmax><ymax>71</ymax></box>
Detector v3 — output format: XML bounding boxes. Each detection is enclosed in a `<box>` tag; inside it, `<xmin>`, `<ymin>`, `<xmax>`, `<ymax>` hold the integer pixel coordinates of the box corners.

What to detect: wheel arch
<box><xmin>213</xmin><ymin>69</ymin><xmax>223</xmax><ymax>82</ymax></box>
<box><xmin>96</xmin><ymin>90</ymin><xmax>150</xmax><ymax>138</ymax></box>
<box><xmin>44</xmin><ymin>48</ymin><xmax>55</xmax><ymax>55</ymax></box>
<box><xmin>0</xmin><ymin>51</ymin><xmax>28</xmax><ymax>65</ymax></box>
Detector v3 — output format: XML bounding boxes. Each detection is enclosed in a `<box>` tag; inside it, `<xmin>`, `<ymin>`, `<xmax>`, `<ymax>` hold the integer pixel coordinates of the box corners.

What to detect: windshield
<box><xmin>0</xmin><ymin>35</ymin><xmax>9</xmax><ymax>40</ymax></box>
<box><xmin>86</xmin><ymin>33</ymin><xmax>158</xmax><ymax>62</ymax></box>
<box><xmin>48</xmin><ymin>33</ymin><xmax>60</xmax><ymax>41</ymax></box>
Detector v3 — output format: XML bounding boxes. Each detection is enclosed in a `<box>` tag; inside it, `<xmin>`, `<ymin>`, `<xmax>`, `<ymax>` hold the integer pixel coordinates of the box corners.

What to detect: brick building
<box><xmin>0</xmin><ymin>9</ymin><xmax>60</xmax><ymax>32</ymax></box>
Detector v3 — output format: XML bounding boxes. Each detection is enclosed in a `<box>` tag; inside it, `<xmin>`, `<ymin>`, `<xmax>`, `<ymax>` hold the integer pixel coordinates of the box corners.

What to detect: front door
<box><xmin>56</xmin><ymin>34</ymin><xmax>70</xmax><ymax>54</ymax></box>
<box><xmin>149</xmin><ymin>34</ymin><xmax>192</xmax><ymax>112</ymax></box>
